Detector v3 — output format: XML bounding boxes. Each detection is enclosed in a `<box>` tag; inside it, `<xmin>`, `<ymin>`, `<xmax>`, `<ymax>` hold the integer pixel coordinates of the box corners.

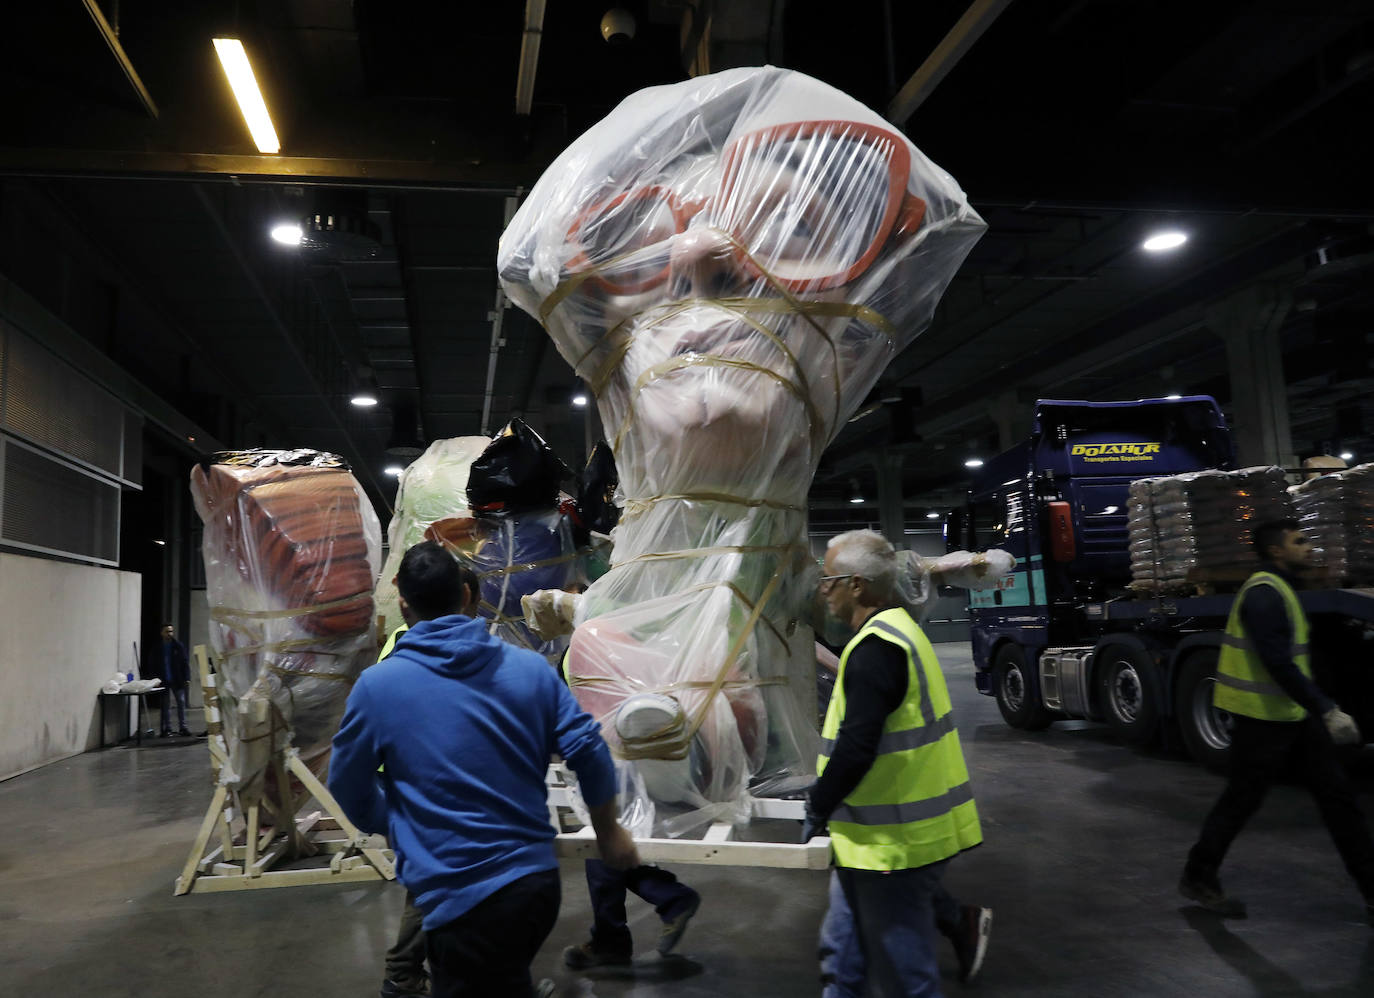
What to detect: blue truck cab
<box><xmin>952</xmin><ymin>396</ymin><xmax>1374</xmax><ymax>767</ymax></box>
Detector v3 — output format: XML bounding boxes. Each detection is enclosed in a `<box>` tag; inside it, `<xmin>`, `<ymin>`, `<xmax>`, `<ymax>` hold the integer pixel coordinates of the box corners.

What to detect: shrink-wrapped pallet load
<box><xmin>191</xmin><ymin>449</ymin><xmax>381</xmax><ymax>805</ymax></box>
<box><xmin>1128</xmin><ymin>466</ymin><xmax>1292</xmax><ymax>593</ymax></box>
<box><xmin>498</xmin><ymin>66</ymin><xmax>985</xmax><ymax>832</ymax></box>
<box><xmin>1290</xmin><ymin>462</ymin><xmax>1374</xmax><ymax>585</ymax></box>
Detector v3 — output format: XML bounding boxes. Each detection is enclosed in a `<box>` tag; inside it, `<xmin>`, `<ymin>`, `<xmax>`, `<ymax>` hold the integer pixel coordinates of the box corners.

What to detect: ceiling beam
<box><xmin>885</xmin><ymin>0</ymin><xmax>1013</xmax><ymax>128</ymax></box>
<box><xmin>80</xmin><ymin>0</ymin><xmax>159</xmax><ymax>120</ymax></box>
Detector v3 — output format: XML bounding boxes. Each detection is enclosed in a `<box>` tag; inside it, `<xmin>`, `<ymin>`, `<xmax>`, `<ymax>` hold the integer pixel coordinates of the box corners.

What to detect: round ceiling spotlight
<box><xmin>384</xmin><ymin>464</ymin><xmax>404</xmax><ymax>477</ymax></box>
<box><xmin>350</xmin><ymin>391</ymin><xmax>379</xmax><ymax>407</ymax></box>
<box><xmin>271</xmin><ymin>223</ymin><xmax>303</xmax><ymax>246</ymax></box>
<box><xmin>1339</xmin><ymin>451</ymin><xmax>1355</xmax><ymax>461</ymax></box>
<box><xmin>1142</xmin><ymin>231</ymin><xmax>1187</xmax><ymax>252</ymax></box>
<box><xmin>964</xmin><ymin>458</ymin><xmax>984</xmax><ymax>468</ymax></box>
<box><xmin>572</xmin><ymin>393</ymin><xmax>588</xmax><ymax>407</ymax></box>
<box><xmin>926</xmin><ymin>511</ymin><xmax>941</xmax><ymax>520</ymax></box>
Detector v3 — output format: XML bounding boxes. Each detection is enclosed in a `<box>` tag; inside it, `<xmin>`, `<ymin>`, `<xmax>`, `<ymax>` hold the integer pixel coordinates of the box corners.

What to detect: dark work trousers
<box><xmin>384</xmin><ymin>890</ymin><xmax>427</xmax><ymax>988</ymax></box>
<box><xmin>586</xmin><ymin>860</ymin><xmax>696</xmax><ymax>955</ymax></box>
<box><xmin>1187</xmin><ymin>714</ymin><xmax>1374</xmax><ymax>901</ymax></box>
<box><xmin>425</xmin><ymin>868</ymin><xmax>560</xmax><ymax>998</ymax></box>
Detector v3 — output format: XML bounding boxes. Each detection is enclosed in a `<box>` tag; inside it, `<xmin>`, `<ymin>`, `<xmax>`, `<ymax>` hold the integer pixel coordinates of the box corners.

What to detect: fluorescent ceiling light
<box><xmin>271</xmin><ymin>223</ymin><xmax>302</xmax><ymax>246</ymax></box>
<box><xmin>212</xmin><ymin>38</ymin><xmax>280</xmax><ymax>154</ymax></box>
<box><xmin>926</xmin><ymin>511</ymin><xmax>940</xmax><ymax>520</ymax></box>
<box><xmin>1340</xmin><ymin>451</ymin><xmax>1354</xmax><ymax>461</ymax></box>
<box><xmin>1142</xmin><ymin>231</ymin><xmax>1187</xmax><ymax>252</ymax></box>
<box><xmin>152</xmin><ymin>539</ymin><xmax>166</xmax><ymax>546</ymax></box>
<box><xmin>384</xmin><ymin>464</ymin><xmax>404</xmax><ymax>477</ymax></box>
<box><xmin>964</xmin><ymin>458</ymin><xmax>984</xmax><ymax>468</ymax></box>
<box><xmin>350</xmin><ymin>391</ymin><xmax>378</xmax><ymax>407</ymax></box>
<box><xmin>571</xmin><ymin>393</ymin><xmax>588</xmax><ymax>407</ymax></box>
<box><xmin>849</xmin><ymin>495</ymin><xmax>865</xmax><ymax>504</ymax></box>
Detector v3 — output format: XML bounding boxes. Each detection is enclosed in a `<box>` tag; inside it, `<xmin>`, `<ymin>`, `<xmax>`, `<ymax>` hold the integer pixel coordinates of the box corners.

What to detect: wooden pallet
<box><xmin>174</xmin><ymin>646</ymin><xmax>395</xmax><ymax>895</ymax></box>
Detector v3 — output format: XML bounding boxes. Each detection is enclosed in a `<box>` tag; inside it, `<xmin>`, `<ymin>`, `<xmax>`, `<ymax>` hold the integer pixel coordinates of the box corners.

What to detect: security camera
<box><xmin>600</xmin><ymin>7</ymin><xmax>636</xmax><ymax>45</ymax></box>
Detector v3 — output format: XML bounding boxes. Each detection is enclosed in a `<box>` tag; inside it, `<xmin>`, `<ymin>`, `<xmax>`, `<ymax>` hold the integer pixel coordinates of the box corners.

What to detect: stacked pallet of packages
<box><xmin>1129</xmin><ymin>467</ymin><xmax>1293</xmax><ymax>593</ymax></box>
<box><xmin>1289</xmin><ymin>463</ymin><xmax>1374</xmax><ymax>585</ymax></box>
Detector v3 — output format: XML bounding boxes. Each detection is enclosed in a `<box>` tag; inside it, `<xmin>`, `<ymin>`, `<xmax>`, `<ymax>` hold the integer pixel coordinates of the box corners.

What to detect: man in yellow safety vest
<box><xmin>805</xmin><ymin>529</ymin><xmax>989</xmax><ymax>997</ymax></box>
<box><xmin>1180</xmin><ymin>519</ymin><xmax>1374</xmax><ymax>923</ymax></box>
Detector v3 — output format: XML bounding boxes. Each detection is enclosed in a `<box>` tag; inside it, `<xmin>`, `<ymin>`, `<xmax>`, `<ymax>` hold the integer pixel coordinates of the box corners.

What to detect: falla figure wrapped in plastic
<box><xmin>499</xmin><ymin>66</ymin><xmax>985</xmax><ymax>834</ymax></box>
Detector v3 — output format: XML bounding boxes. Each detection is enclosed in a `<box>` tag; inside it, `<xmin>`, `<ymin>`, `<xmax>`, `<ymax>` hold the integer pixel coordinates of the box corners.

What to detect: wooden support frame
<box><xmin>546</xmin><ymin>765</ymin><xmax>831</xmax><ymax>870</ymax></box>
<box><xmin>174</xmin><ymin>646</ymin><xmax>396</xmax><ymax>895</ymax></box>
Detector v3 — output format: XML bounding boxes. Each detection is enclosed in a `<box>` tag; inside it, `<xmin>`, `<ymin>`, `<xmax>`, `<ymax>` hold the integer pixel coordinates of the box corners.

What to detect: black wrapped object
<box><xmin>577</xmin><ymin>440</ymin><xmax>621</xmax><ymax>538</ymax></box>
<box><xmin>467</xmin><ymin>418</ymin><xmax>572</xmax><ymax>515</ymax></box>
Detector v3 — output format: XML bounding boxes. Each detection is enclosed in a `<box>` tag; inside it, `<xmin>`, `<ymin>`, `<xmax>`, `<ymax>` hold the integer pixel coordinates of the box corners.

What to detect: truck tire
<box><xmin>1174</xmin><ymin>649</ymin><xmax>1233</xmax><ymax>772</ymax></box>
<box><xmin>1094</xmin><ymin>644</ymin><xmax>1163</xmax><ymax>745</ymax></box>
<box><xmin>993</xmin><ymin>643</ymin><xmax>1053</xmax><ymax>731</ymax></box>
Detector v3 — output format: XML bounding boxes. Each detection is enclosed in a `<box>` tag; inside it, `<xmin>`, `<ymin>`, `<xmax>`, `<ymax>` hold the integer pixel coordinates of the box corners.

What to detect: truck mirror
<box><xmin>1048</xmin><ymin>500</ymin><xmax>1076</xmax><ymax>563</ymax></box>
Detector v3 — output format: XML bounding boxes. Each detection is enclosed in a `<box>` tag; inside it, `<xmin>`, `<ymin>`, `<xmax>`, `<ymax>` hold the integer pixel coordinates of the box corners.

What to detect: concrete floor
<box><xmin>3</xmin><ymin>644</ymin><xmax>1373</xmax><ymax>997</ymax></box>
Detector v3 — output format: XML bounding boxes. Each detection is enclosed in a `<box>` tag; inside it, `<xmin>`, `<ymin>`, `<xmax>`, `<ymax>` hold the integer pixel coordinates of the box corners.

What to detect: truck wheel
<box><xmin>993</xmin><ymin>644</ymin><xmax>1053</xmax><ymax>731</ymax></box>
<box><xmin>1095</xmin><ymin>645</ymin><xmax>1163</xmax><ymax>745</ymax></box>
<box><xmin>1174</xmin><ymin>650</ymin><xmax>1232</xmax><ymax>772</ymax></box>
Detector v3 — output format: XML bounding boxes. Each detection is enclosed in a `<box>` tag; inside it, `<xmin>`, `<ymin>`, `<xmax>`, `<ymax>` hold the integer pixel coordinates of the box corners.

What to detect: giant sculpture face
<box><xmin>499</xmin><ymin>67</ymin><xmax>984</xmax><ymax>831</ymax></box>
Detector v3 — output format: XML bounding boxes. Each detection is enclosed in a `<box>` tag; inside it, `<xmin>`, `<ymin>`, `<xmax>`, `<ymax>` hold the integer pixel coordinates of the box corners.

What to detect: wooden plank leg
<box><xmin>245</xmin><ymin>803</ymin><xmax>260</xmax><ymax>873</ymax></box>
<box><xmin>174</xmin><ymin>784</ymin><xmax>228</xmax><ymax>896</ymax></box>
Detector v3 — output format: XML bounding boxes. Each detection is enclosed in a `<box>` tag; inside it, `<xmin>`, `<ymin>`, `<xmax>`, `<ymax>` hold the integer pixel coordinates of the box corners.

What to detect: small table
<box><xmin>98</xmin><ymin>689</ymin><xmax>160</xmax><ymax>748</ymax></box>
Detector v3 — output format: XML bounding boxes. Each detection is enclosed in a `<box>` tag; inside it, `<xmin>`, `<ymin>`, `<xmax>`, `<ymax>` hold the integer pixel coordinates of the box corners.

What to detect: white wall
<box><xmin>0</xmin><ymin>552</ymin><xmax>141</xmax><ymax>780</ymax></box>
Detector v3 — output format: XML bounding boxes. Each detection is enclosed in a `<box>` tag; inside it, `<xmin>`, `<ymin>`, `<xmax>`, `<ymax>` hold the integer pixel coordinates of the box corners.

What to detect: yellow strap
<box><xmin>210</xmin><ymin>590</ymin><xmax>372</xmax><ymax>622</ymax></box>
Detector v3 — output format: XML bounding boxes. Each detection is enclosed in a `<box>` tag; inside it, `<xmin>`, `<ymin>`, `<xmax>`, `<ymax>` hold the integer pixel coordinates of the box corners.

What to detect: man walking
<box><xmin>158</xmin><ymin>624</ymin><xmax>191</xmax><ymax>737</ymax></box>
<box><xmin>805</xmin><ymin>529</ymin><xmax>988</xmax><ymax>997</ymax></box>
<box><xmin>1180</xmin><ymin>519</ymin><xmax>1374</xmax><ymax>923</ymax></box>
<box><xmin>330</xmin><ymin>542</ymin><xmax>639</xmax><ymax>997</ymax></box>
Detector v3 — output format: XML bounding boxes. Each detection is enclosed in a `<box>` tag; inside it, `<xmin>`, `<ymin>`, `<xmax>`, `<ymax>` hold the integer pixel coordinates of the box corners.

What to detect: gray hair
<box><xmin>827</xmin><ymin>529</ymin><xmax>897</xmax><ymax>600</ymax></box>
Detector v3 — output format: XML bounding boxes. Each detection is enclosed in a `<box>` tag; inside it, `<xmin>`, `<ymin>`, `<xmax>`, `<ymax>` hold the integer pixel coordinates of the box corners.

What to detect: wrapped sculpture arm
<box><xmin>521</xmin><ymin>589</ymin><xmax>582</xmax><ymax>641</ymax></box>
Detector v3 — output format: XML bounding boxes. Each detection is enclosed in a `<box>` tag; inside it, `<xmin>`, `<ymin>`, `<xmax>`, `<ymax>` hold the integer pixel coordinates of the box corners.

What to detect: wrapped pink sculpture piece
<box><xmin>191</xmin><ymin>449</ymin><xmax>382</xmax><ymax>806</ymax></box>
<box><xmin>498</xmin><ymin>66</ymin><xmax>985</xmax><ymax>832</ymax></box>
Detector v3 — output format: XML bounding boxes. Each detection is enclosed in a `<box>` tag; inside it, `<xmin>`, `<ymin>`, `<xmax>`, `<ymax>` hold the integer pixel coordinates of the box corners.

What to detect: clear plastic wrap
<box><xmin>1290</xmin><ymin>462</ymin><xmax>1374</xmax><ymax>585</ymax></box>
<box><xmin>375</xmin><ymin>436</ymin><xmax>489</xmax><ymax>634</ymax></box>
<box><xmin>427</xmin><ymin>510</ymin><xmax>578</xmax><ymax>665</ymax></box>
<box><xmin>190</xmin><ymin>449</ymin><xmax>382</xmax><ymax>804</ymax></box>
<box><xmin>497</xmin><ymin>66</ymin><xmax>985</xmax><ymax>833</ymax></box>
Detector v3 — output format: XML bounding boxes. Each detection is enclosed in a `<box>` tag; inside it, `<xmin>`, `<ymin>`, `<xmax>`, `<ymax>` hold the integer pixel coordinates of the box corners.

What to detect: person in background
<box><xmin>805</xmin><ymin>530</ymin><xmax>989</xmax><ymax>997</ymax></box>
<box><xmin>330</xmin><ymin>541</ymin><xmax>640</xmax><ymax>997</ymax></box>
<box><xmin>1180</xmin><ymin>519</ymin><xmax>1374</xmax><ymax>924</ymax></box>
<box><xmin>158</xmin><ymin>623</ymin><xmax>191</xmax><ymax>738</ymax></box>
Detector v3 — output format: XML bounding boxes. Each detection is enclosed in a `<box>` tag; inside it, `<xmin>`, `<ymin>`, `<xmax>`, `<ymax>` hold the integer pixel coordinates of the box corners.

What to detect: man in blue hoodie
<box><xmin>330</xmin><ymin>541</ymin><xmax>639</xmax><ymax>998</ymax></box>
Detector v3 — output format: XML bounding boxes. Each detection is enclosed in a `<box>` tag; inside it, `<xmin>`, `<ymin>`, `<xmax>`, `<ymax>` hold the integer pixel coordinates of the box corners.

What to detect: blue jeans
<box><xmin>160</xmin><ymin>686</ymin><xmax>188</xmax><ymax>733</ymax></box>
<box><xmin>819</xmin><ymin>862</ymin><xmax>958</xmax><ymax>998</ymax></box>
<box><xmin>585</xmin><ymin>860</ymin><xmax>697</xmax><ymax>955</ymax></box>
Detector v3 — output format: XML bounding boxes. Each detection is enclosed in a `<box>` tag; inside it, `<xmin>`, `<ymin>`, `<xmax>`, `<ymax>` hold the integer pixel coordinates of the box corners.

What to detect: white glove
<box><xmin>1323</xmin><ymin>708</ymin><xmax>1362</xmax><ymax>746</ymax></box>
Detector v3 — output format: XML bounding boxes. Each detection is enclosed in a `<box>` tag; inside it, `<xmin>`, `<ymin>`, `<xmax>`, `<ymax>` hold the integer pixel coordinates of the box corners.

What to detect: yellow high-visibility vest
<box><xmin>1213</xmin><ymin>571</ymin><xmax>1311</xmax><ymax>722</ymax></box>
<box><xmin>818</xmin><ymin>608</ymin><xmax>982</xmax><ymax>871</ymax></box>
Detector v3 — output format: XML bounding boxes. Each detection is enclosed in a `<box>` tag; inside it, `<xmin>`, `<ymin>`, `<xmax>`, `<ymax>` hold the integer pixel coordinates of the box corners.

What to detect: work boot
<box><xmin>947</xmin><ymin>905</ymin><xmax>993</xmax><ymax>983</ymax></box>
<box><xmin>657</xmin><ymin>891</ymin><xmax>701</xmax><ymax>955</ymax></box>
<box><xmin>1178</xmin><ymin>871</ymin><xmax>1247</xmax><ymax>918</ymax></box>
<box><xmin>379</xmin><ymin>976</ymin><xmax>430</xmax><ymax>998</ymax></box>
<box><xmin>562</xmin><ymin>941</ymin><xmax>631</xmax><ymax>969</ymax></box>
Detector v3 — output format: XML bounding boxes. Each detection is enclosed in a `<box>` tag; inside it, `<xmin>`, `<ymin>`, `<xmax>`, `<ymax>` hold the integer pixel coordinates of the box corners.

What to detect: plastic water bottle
<box><xmin>127</xmin><ymin>672</ymin><xmax>134</xmax><ymax>682</ymax></box>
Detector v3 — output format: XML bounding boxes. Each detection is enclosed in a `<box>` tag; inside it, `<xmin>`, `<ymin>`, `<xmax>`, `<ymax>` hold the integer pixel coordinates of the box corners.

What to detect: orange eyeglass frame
<box><xmin>565</xmin><ymin>119</ymin><xmax>927</xmax><ymax>296</ymax></box>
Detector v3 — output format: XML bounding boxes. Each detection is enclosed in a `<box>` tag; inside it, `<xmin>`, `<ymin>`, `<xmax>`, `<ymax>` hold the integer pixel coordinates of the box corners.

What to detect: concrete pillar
<box><xmin>875</xmin><ymin>451</ymin><xmax>905</xmax><ymax>547</ymax></box>
<box><xmin>1210</xmin><ymin>284</ymin><xmax>1294</xmax><ymax>468</ymax></box>
<box><xmin>989</xmin><ymin>391</ymin><xmax>1029</xmax><ymax>452</ymax></box>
